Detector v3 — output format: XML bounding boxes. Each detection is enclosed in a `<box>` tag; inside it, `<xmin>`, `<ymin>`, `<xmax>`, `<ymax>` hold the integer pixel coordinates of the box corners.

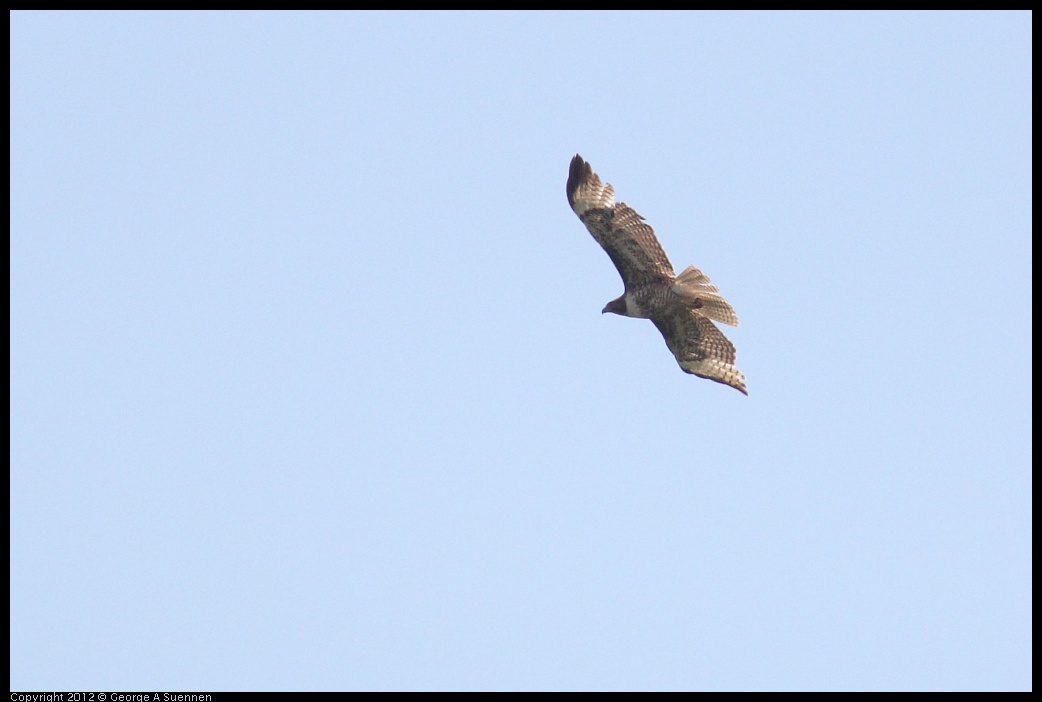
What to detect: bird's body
<box><xmin>567</xmin><ymin>155</ymin><xmax>747</xmax><ymax>395</ymax></box>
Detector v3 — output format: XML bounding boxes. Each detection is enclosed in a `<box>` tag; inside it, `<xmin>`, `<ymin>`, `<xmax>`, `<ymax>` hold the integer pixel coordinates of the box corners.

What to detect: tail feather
<box><xmin>672</xmin><ymin>265</ymin><xmax>740</xmax><ymax>326</ymax></box>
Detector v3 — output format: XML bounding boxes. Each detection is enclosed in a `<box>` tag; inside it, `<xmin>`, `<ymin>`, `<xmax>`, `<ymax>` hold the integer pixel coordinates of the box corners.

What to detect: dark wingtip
<box><xmin>566</xmin><ymin>154</ymin><xmax>590</xmax><ymax>208</ymax></box>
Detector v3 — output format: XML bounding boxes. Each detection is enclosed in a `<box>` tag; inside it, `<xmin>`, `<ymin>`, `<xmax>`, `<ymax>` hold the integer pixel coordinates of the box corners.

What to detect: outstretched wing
<box><xmin>651</xmin><ymin>308</ymin><xmax>748</xmax><ymax>395</ymax></box>
<box><xmin>567</xmin><ymin>155</ymin><xmax>675</xmax><ymax>289</ymax></box>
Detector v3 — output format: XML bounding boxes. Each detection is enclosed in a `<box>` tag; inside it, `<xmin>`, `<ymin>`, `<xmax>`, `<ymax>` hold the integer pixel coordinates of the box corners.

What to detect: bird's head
<box><xmin>602</xmin><ymin>297</ymin><xmax>627</xmax><ymax>316</ymax></box>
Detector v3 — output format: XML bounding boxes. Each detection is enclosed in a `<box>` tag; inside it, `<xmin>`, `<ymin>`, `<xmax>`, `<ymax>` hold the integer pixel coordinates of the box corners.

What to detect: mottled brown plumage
<box><xmin>567</xmin><ymin>154</ymin><xmax>747</xmax><ymax>395</ymax></box>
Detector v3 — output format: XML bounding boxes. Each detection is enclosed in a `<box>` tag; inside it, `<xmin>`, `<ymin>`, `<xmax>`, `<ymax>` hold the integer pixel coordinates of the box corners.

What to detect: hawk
<box><xmin>567</xmin><ymin>155</ymin><xmax>748</xmax><ymax>395</ymax></box>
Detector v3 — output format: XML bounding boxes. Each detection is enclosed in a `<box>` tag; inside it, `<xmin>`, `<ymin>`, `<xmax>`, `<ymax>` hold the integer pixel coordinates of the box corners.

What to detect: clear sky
<box><xmin>10</xmin><ymin>11</ymin><xmax>1031</xmax><ymax>692</ymax></box>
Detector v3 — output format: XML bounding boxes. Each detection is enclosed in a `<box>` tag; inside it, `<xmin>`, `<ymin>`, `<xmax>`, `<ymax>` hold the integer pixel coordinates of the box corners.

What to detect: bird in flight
<box><xmin>566</xmin><ymin>154</ymin><xmax>747</xmax><ymax>395</ymax></box>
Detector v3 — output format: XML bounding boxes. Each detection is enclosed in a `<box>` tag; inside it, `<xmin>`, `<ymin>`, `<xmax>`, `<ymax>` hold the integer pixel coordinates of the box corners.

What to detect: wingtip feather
<box><xmin>566</xmin><ymin>154</ymin><xmax>614</xmax><ymax>215</ymax></box>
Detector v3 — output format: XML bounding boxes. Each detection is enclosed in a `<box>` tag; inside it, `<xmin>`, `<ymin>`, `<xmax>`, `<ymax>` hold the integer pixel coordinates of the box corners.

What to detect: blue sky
<box><xmin>10</xmin><ymin>11</ymin><xmax>1031</xmax><ymax>691</ymax></box>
